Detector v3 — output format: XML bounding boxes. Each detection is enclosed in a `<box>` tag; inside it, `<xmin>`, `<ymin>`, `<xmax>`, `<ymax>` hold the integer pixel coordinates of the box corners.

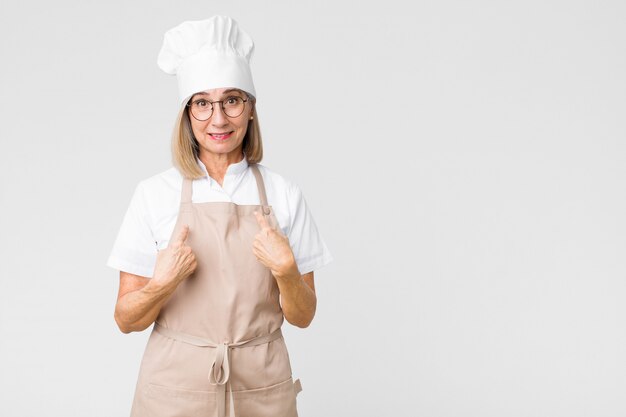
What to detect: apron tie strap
<box><xmin>209</xmin><ymin>342</ymin><xmax>231</xmax><ymax>417</ymax></box>
<box><xmin>154</xmin><ymin>322</ymin><xmax>283</xmax><ymax>417</ymax></box>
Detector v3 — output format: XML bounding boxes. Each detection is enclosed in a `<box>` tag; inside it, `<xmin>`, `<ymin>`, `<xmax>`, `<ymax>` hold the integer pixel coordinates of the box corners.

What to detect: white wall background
<box><xmin>1</xmin><ymin>1</ymin><xmax>624</xmax><ymax>416</ymax></box>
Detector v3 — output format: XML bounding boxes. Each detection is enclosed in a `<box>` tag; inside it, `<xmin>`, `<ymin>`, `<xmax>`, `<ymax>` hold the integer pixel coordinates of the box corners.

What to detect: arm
<box><xmin>275</xmin><ymin>270</ymin><xmax>317</xmax><ymax>328</ymax></box>
<box><xmin>114</xmin><ymin>225</ymin><xmax>197</xmax><ymax>333</ymax></box>
<box><xmin>252</xmin><ymin>210</ymin><xmax>318</xmax><ymax>328</ymax></box>
<box><xmin>113</xmin><ymin>271</ymin><xmax>178</xmax><ymax>333</ymax></box>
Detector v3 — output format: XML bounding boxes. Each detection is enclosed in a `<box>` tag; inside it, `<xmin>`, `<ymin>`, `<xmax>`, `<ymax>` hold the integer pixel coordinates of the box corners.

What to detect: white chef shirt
<box><xmin>106</xmin><ymin>155</ymin><xmax>334</xmax><ymax>278</ymax></box>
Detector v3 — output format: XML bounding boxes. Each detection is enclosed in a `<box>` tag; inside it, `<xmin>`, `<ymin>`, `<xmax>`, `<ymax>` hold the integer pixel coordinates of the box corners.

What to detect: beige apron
<box><xmin>129</xmin><ymin>163</ymin><xmax>302</xmax><ymax>417</ymax></box>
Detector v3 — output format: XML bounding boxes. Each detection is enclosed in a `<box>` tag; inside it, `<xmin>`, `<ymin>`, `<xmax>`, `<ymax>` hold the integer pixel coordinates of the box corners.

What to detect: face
<box><xmin>187</xmin><ymin>87</ymin><xmax>254</xmax><ymax>160</ymax></box>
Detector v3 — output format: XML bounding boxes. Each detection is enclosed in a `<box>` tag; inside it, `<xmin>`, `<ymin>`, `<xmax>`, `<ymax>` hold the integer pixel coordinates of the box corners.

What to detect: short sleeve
<box><xmin>286</xmin><ymin>182</ymin><xmax>334</xmax><ymax>274</ymax></box>
<box><xmin>106</xmin><ymin>181</ymin><xmax>158</xmax><ymax>278</ymax></box>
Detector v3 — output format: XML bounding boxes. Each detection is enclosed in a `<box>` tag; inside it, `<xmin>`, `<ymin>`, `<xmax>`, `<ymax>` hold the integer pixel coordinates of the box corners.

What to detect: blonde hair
<box><xmin>171</xmin><ymin>95</ymin><xmax>263</xmax><ymax>179</ymax></box>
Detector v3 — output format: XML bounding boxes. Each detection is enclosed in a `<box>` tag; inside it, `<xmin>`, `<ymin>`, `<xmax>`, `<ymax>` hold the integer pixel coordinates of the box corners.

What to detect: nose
<box><xmin>210</xmin><ymin>102</ymin><xmax>228</xmax><ymax>126</ymax></box>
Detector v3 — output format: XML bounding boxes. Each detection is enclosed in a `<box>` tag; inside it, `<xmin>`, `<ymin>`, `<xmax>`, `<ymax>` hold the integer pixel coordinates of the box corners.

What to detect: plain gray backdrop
<box><xmin>1</xmin><ymin>1</ymin><xmax>625</xmax><ymax>416</ymax></box>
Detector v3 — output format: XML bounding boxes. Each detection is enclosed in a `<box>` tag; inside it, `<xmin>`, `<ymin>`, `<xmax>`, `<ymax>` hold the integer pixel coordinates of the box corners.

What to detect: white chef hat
<box><xmin>157</xmin><ymin>16</ymin><xmax>256</xmax><ymax>106</ymax></box>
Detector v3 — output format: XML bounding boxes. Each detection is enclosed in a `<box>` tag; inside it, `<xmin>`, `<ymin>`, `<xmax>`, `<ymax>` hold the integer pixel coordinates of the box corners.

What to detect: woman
<box><xmin>106</xmin><ymin>16</ymin><xmax>333</xmax><ymax>417</ymax></box>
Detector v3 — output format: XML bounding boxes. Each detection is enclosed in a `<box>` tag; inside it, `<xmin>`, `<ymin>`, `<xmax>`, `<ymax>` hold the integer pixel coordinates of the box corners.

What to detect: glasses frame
<box><xmin>186</xmin><ymin>95</ymin><xmax>250</xmax><ymax>121</ymax></box>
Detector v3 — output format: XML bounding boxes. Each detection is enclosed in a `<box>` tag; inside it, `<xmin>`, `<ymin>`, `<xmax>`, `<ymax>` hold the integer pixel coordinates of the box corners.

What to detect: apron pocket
<box><xmin>144</xmin><ymin>383</ymin><xmax>216</xmax><ymax>416</ymax></box>
<box><xmin>233</xmin><ymin>376</ymin><xmax>300</xmax><ymax>417</ymax></box>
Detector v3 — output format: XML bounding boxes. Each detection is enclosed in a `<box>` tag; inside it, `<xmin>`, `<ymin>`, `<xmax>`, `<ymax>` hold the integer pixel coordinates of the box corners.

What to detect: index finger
<box><xmin>172</xmin><ymin>224</ymin><xmax>190</xmax><ymax>247</ymax></box>
<box><xmin>254</xmin><ymin>210</ymin><xmax>271</xmax><ymax>231</ymax></box>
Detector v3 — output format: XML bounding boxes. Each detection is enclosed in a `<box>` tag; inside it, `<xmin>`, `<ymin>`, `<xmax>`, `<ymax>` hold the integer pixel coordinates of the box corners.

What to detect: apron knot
<box><xmin>208</xmin><ymin>342</ymin><xmax>231</xmax><ymax>385</ymax></box>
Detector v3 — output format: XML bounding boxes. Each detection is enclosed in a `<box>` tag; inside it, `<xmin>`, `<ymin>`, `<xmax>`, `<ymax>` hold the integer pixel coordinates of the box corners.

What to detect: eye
<box><xmin>196</xmin><ymin>99</ymin><xmax>209</xmax><ymax>108</ymax></box>
<box><xmin>225</xmin><ymin>96</ymin><xmax>241</xmax><ymax>105</ymax></box>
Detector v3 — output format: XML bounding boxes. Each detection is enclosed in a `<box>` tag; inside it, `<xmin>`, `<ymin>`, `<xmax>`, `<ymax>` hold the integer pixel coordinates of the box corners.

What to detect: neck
<box><xmin>198</xmin><ymin>149</ymin><xmax>244</xmax><ymax>185</ymax></box>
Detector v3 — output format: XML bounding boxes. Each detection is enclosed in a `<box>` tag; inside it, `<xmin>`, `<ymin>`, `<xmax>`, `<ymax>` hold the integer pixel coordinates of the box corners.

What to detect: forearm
<box><xmin>114</xmin><ymin>280</ymin><xmax>175</xmax><ymax>333</ymax></box>
<box><xmin>275</xmin><ymin>270</ymin><xmax>317</xmax><ymax>328</ymax></box>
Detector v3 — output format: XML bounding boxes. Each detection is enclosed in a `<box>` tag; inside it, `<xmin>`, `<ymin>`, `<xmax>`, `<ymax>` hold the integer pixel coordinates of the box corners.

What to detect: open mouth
<box><xmin>209</xmin><ymin>132</ymin><xmax>233</xmax><ymax>140</ymax></box>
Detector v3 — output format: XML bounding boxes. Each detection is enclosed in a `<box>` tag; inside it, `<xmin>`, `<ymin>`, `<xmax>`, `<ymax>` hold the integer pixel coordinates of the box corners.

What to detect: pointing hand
<box><xmin>252</xmin><ymin>211</ymin><xmax>299</xmax><ymax>281</ymax></box>
<box><xmin>153</xmin><ymin>224</ymin><xmax>197</xmax><ymax>287</ymax></box>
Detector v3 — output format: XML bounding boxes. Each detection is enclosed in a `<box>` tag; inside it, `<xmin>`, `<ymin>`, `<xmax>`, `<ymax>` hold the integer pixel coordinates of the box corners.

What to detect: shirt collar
<box><xmin>196</xmin><ymin>153</ymin><xmax>249</xmax><ymax>182</ymax></box>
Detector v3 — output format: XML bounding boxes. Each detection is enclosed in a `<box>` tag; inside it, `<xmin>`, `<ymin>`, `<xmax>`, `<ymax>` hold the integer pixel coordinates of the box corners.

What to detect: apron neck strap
<box><xmin>181</xmin><ymin>176</ymin><xmax>193</xmax><ymax>204</ymax></box>
<box><xmin>250</xmin><ymin>163</ymin><xmax>270</xmax><ymax>210</ymax></box>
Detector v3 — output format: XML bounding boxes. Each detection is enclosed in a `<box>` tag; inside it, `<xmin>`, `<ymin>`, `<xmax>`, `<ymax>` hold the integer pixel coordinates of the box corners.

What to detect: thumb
<box><xmin>172</xmin><ymin>224</ymin><xmax>190</xmax><ymax>247</ymax></box>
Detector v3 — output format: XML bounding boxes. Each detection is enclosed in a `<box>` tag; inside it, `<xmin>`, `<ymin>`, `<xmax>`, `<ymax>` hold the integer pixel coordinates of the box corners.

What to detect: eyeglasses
<box><xmin>186</xmin><ymin>95</ymin><xmax>250</xmax><ymax>121</ymax></box>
